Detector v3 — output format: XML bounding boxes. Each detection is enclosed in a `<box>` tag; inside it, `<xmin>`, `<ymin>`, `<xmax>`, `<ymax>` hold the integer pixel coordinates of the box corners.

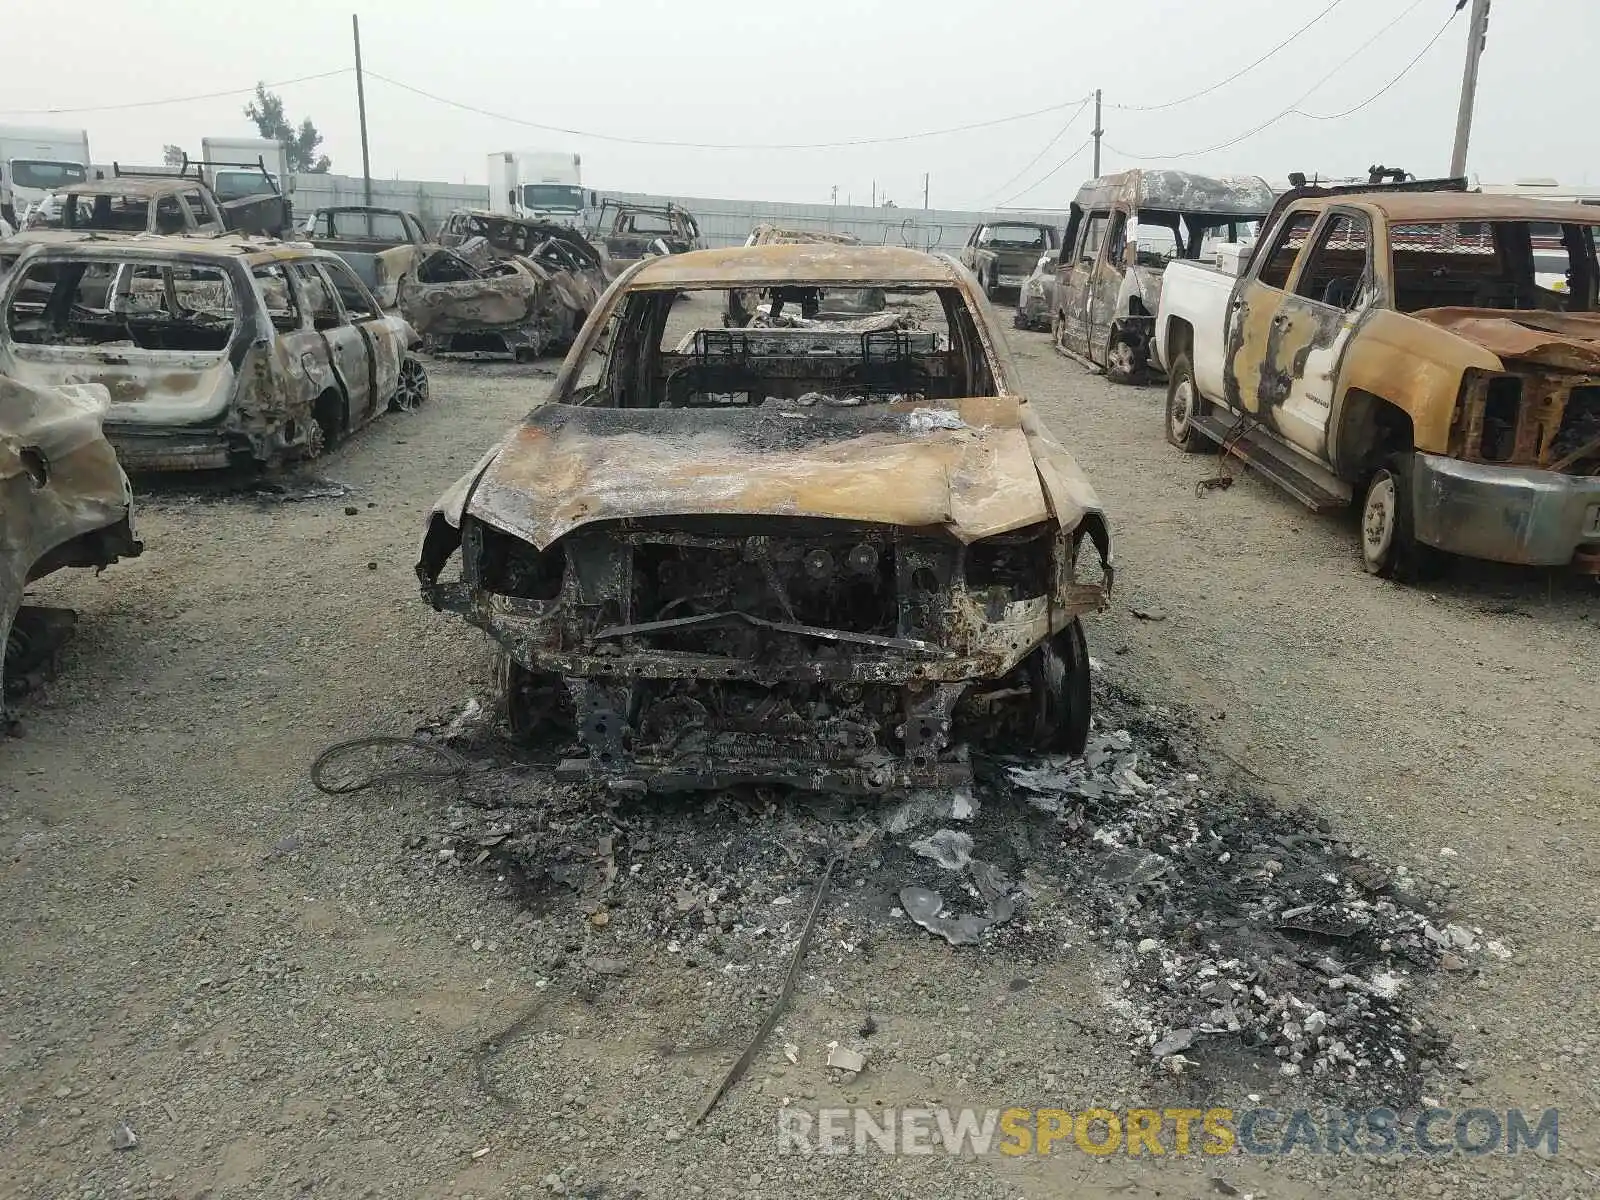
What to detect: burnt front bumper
<box><xmin>427</xmin><ymin>582</ymin><xmax>1078</xmax><ymax>793</ymax></box>
<box><xmin>1410</xmin><ymin>452</ymin><xmax>1600</xmax><ymax>569</ymax></box>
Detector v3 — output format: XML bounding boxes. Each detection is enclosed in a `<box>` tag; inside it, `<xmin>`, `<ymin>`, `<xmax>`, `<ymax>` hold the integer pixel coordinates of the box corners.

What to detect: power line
<box><xmin>1109</xmin><ymin>0</ymin><xmax>1348</xmax><ymax>114</ymax></box>
<box><xmin>1000</xmin><ymin>137</ymin><xmax>1095</xmax><ymax>207</ymax></box>
<box><xmin>365</xmin><ymin>70</ymin><xmax>1090</xmax><ymax>151</ymax></box>
<box><xmin>1292</xmin><ymin>5</ymin><xmax>1459</xmax><ymax>119</ymax></box>
<box><xmin>980</xmin><ymin>97</ymin><xmax>1094</xmax><ymax>204</ymax></box>
<box><xmin>1104</xmin><ymin>0</ymin><xmax>1448</xmax><ymax>163</ymax></box>
<box><xmin>0</xmin><ymin>69</ymin><xmax>352</xmax><ymax>117</ymax></box>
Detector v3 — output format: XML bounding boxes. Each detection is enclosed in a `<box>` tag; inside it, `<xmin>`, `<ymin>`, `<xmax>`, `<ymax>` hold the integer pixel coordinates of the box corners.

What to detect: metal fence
<box><xmin>289</xmin><ymin>173</ymin><xmax>1068</xmax><ymax>253</ymax></box>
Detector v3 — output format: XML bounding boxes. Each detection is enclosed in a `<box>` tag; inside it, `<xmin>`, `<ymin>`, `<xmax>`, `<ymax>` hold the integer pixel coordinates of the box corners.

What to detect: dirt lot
<box><xmin>3</xmin><ymin>296</ymin><xmax>1597</xmax><ymax>1199</ymax></box>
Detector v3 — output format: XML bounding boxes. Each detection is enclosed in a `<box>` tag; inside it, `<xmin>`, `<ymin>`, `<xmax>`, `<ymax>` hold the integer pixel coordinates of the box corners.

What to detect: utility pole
<box><xmin>1449</xmin><ymin>0</ymin><xmax>1491</xmax><ymax>178</ymax></box>
<box><xmin>1092</xmin><ymin>88</ymin><xmax>1103</xmax><ymax>178</ymax></box>
<box><xmin>352</xmin><ymin>14</ymin><xmax>373</xmax><ymax>211</ymax></box>
<box><xmin>830</xmin><ymin>184</ymin><xmax>837</xmax><ymax>231</ymax></box>
<box><xmin>871</xmin><ymin>179</ymin><xmax>876</xmax><ymax>209</ymax></box>
<box><xmin>923</xmin><ymin>173</ymin><xmax>929</xmax><ymax>210</ymax></box>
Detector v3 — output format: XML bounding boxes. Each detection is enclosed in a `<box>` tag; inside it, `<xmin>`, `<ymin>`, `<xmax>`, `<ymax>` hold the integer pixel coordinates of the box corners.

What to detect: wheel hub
<box><xmin>1362</xmin><ymin>474</ymin><xmax>1397</xmax><ymax>562</ymax></box>
<box><xmin>1170</xmin><ymin>379</ymin><xmax>1194</xmax><ymax>436</ymax></box>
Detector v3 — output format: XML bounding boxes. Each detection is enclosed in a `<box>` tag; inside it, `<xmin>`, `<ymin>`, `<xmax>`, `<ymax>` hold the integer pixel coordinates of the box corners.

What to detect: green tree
<box><xmin>243</xmin><ymin>83</ymin><xmax>331</xmax><ymax>173</ymax></box>
<box><xmin>161</xmin><ymin>144</ymin><xmax>187</xmax><ymax>167</ymax></box>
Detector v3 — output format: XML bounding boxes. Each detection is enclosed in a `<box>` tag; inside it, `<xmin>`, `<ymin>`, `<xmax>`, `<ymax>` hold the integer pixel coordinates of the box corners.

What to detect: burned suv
<box><xmin>419</xmin><ymin>244</ymin><xmax>1113</xmax><ymax>794</ymax></box>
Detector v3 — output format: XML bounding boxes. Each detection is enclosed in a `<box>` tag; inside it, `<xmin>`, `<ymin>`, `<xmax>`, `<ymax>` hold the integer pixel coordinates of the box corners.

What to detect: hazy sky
<box><xmin>2</xmin><ymin>0</ymin><xmax>1593</xmax><ymax>209</ymax></box>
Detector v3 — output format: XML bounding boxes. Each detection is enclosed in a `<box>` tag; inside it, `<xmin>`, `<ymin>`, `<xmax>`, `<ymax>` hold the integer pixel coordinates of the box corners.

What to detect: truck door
<box><xmin>1223</xmin><ymin>208</ymin><xmax>1318</xmax><ymax>416</ymax></box>
<box><xmin>1255</xmin><ymin>209</ymin><xmax>1375</xmax><ymax>458</ymax></box>
<box><xmin>1055</xmin><ymin>207</ymin><xmax>1109</xmax><ymax>359</ymax></box>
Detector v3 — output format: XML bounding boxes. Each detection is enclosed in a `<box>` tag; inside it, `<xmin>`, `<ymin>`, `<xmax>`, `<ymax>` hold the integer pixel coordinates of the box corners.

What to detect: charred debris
<box><xmin>361</xmin><ymin>678</ymin><xmax>1487</xmax><ymax>1110</ymax></box>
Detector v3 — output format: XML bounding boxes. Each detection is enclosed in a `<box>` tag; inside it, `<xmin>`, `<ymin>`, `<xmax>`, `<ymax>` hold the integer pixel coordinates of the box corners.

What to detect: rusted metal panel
<box><xmin>625</xmin><ymin>244</ymin><xmax>966</xmax><ymax>290</ymax></box>
<box><xmin>467</xmin><ymin>397</ymin><xmax>1052</xmax><ymax>551</ymax></box>
<box><xmin>0</xmin><ymin>377</ymin><xmax>141</xmax><ymax>695</ymax></box>
<box><xmin>1409</xmin><ymin>309</ymin><xmax>1600</xmax><ymax>371</ymax></box>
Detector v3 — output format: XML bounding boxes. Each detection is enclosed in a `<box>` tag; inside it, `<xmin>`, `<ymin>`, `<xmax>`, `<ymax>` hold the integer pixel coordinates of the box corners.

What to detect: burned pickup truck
<box><xmin>419</xmin><ymin>243</ymin><xmax>1114</xmax><ymax>794</ymax></box>
<box><xmin>1156</xmin><ymin>182</ymin><xmax>1600</xmax><ymax>579</ymax></box>
<box><xmin>0</xmin><ymin>238</ymin><xmax>426</xmax><ymax>471</ymax></box>
<box><xmin>400</xmin><ymin>209</ymin><xmax>606</xmax><ymax>360</ymax></box>
<box><xmin>958</xmin><ymin>221</ymin><xmax>1058</xmax><ymax>301</ymax></box>
<box><xmin>301</xmin><ymin>205</ymin><xmax>435</xmax><ymax>309</ymax></box>
<box><xmin>590</xmin><ymin>199</ymin><xmax>704</xmax><ymax>266</ymax></box>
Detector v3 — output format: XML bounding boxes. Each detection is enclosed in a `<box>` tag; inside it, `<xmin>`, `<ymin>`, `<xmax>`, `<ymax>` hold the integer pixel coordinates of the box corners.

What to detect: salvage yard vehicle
<box><xmin>958</xmin><ymin>221</ymin><xmax>1057</xmax><ymax>301</ymax></box>
<box><xmin>590</xmin><ymin>199</ymin><xmax>704</xmax><ymax>265</ymax></box>
<box><xmin>404</xmin><ymin>209</ymin><xmax>606</xmax><ymax>359</ymax></box>
<box><xmin>0</xmin><ymin>238</ymin><xmax>427</xmax><ymax>471</ymax></box>
<box><xmin>1</xmin><ymin>376</ymin><xmax>141</xmax><ymax>702</ymax></box>
<box><xmin>302</xmin><ymin>205</ymin><xmax>435</xmax><ymax>308</ymax></box>
<box><xmin>419</xmin><ymin>243</ymin><xmax>1114</xmax><ymax>795</ymax></box>
<box><xmin>724</xmin><ymin>224</ymin><xmax>886</xmax><ymax>326</ymax></box>
<box><xmin>1155</xmin><ymin>180</ymin><xmax>1600</xmax><ymax>580</ymax></box>
<box><xmin>10</xmin><ymin>163</ymin><xmax>288</xmax><ymax>245</ymax></box>
<box><xmin>1055</xmin><ymin>170</ymin><xmax>1274</xmax><ymax>382</ymax></box>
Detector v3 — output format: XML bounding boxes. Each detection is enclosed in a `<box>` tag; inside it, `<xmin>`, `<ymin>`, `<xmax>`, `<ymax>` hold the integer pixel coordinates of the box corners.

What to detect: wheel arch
<box><xmin>1332</xmin><ymin>388</ymin><xmax>1415</xmax><ymax>484</ymax></box>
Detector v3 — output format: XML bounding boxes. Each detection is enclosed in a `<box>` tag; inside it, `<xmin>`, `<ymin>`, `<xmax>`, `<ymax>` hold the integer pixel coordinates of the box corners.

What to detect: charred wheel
<box><xmin>1164</xmin><ymin>351</ymin><xmax>1212</xmax><ymax>452</ymax></box>
<box><xmin>389</xmin><ymin>356</ymin><xmax>429</xmax><ymax>412</ymax></box>
<box><xmin>1359</xmin><ymin>452</ymin><xmax>1446</xmax><ymax>584</ymax></box>
<box><xmin>1027</xmin><ymin>619</ymin><xmax>1092</xmax><ymax>756</ymax></box>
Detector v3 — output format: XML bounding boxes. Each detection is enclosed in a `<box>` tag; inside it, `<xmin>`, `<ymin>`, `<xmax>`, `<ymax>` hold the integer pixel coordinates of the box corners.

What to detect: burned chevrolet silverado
<box><xmin>419</xmin><ymin>244</ymin><xmax>1113</xmax><ymax>793</ymax></box>
<box><xmin>401</xmin><ymin>209</ymin><xmax>607</xmax><ymax>359</ymax></box>
<box><xmin>1156</xmin><ymin>182</ymin><xmax>1600</xmax><ymax>578</ymax></box>
<box><xmin>0</xmin><ymin>238</ymin><xmax>426</xmax><ymax>471</ymax></box>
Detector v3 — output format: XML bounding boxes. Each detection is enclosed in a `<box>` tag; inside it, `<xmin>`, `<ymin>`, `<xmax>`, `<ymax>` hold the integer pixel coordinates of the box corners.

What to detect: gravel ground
<box><xmin>2</xmin><ymin>296</ymin><xmax>1596</xmax><ymax>1199</ymax></box>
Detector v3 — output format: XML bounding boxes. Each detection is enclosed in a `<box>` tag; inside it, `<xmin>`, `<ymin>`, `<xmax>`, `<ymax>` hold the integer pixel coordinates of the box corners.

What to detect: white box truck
<box><xmin>200</xmin><ymin>136</ymin><xmax>292</xmax><ymax>203</ymax></box>
<box><xmin>486</xmin><ymin>150</ymin><xmax>585</xmax><ymax>225</ymax></box>
<box><xmin>0</xmin><ymin>125</ymin><xmax>92</xmax><ymax>226</ymax></box>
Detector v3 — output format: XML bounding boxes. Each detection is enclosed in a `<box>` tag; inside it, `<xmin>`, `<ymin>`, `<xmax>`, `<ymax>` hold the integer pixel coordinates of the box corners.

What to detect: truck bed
<box><xmin>1152</xmin><ymin>258</ymin><xmax>1237</xmax><ymax>392</ymax></box>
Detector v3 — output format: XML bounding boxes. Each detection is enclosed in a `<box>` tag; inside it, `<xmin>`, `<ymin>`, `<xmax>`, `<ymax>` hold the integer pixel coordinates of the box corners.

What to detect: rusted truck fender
<box><xmin>1329</xmin><ymin>308</ymin><xmax>1502</xmax><ymax>471</ymax></box>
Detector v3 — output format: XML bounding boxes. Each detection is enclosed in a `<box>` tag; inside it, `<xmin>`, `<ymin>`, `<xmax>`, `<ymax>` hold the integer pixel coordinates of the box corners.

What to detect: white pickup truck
<box><xmin>1153</xmin><ymin>180</ymin><xmax>1600</xmax><ymax>581</ymax></box>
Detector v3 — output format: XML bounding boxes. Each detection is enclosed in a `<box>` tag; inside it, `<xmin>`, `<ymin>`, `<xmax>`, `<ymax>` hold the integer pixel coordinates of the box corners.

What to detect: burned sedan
<box><xmin>402</xmin><ymin>209</ymin><xmax>607</xmax><ymax>360</ymax></box>
<box><xmin>419</xmin><ymin>244</ymin><xmax>1113</xmax><ymax>794</ymax></box>
<box><xmin>0</xmin><ymin>238</ymin><xmax>427</xmax><ymax>471</ymax></box>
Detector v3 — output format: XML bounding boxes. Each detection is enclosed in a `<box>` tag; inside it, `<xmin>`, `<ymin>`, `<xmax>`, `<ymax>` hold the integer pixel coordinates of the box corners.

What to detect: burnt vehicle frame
<box><xmin>419</xmin><ymin>244</ymin><xmax>1114</xmax><ymax>794</ymax></box>
<box><xmin>958</xmin><ymin>221</ymin><xmax>1058</xmax><ymax>302</ymax></box>
<box><xmin>0</xmin><ymin>238</ymin><xmax>426</xmax><ymax>471</ymax></box>
<box><xmin>1054</xmin><ymin>170</ymin><xmax>1275</xmax><ymax>382</ymax></box>
<box><xmin>406</xmin><ymin>209</ymin><xmax>607</xmax><ymax>360</ymax></box>
<box><xmin>590</xmin><ymin>199</ymin><xmax>704</xmax><ymax>264</ymax></box>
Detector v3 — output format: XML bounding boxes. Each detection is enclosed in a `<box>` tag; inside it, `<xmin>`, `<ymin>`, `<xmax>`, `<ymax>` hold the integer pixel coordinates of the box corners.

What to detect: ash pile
<box><xmin>383</xmin><ymin>679</ymin><xmax>1492</xmax><ymax>1109</ymax></box>
<box><xmin>992</xmin><ymin>683</ymin><xmax>1491</xmax><ymax>1106</ymax></box>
